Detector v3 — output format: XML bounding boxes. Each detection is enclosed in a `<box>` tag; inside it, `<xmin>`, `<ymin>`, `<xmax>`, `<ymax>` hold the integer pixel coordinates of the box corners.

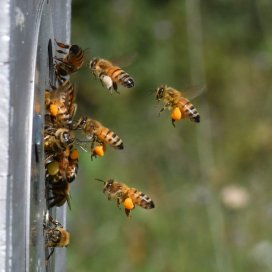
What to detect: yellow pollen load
<box><xmin>93</xmin><ymin>145</ymin><xmax>105</xmax><ymax>157</ymax></box>
<box><xmin>50</xmin><ymin>104</ymin><xmax>59</xmax><ymax>116</ymax></box>
<box><xmin>47</xmin><ymin>161</ymin><xmax>60</xmax><ymax>176</ymax></box>
<box><xmin>70</xmin><ymin>149</ymin><xmax>79</xmax><ymax>160</ymax></box>
<box><xmin>124</xmin><ymin>197</ymin><xmax>134</xmax><ymax>210</ymax></box>
<box><xmin>171</xmin><ymin>107</ymin><xmax>182</xmax><ymax>121</ymax></box>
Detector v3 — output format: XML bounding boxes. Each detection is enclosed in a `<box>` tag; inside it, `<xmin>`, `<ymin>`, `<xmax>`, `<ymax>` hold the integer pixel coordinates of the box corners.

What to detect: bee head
<box><xmin>103</xmin><ymin>179</ymin><xmax>114</xmax><ymax>193</ymax></box>
<box><xmin>69</xmin><ymin>45</ymin><xmax>81</xmax><ymax>55</ymax></box>
<box><xmin>89</xmin><ymin>58</ymin><xmax>98</xmax><ymax>70</ymax></box>
<box><xmin>62</xmin><ymin>131</ymin><xmax>75</xmax><ymax>145</ymax></box>
<box><xmin>156</xmin><ymin>85</ymin><xmax>165</xmax><ymax>101</ymax></box>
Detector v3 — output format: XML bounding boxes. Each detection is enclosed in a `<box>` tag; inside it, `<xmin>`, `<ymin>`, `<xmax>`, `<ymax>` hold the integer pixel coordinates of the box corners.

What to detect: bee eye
<box><xmin>90</xmin><ymin>59</ymin><xmax>97</xmax><ymax>69</ymax></box>
<box><xmin>63</xmin><ymin>132</ymin><xmax>69</xmax><ymax>142</ymax></box>
<box><xmin>69</xmin><ymin>45</ymin><xmax>80</xmax><ymax>54</ymax></box>
<box><xmin>159</xmin><ymin>87</ymin><xmax>164</xmax><ymax>96</ymax></box>
<box><xmin>156</xmin><ymin>87</ymin><xmax>164</xmax><ymax>100</ymax></box>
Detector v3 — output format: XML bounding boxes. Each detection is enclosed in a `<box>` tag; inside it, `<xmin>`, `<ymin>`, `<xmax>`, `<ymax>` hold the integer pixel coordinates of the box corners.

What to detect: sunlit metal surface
<box><xmin>1</xmin><ymin>0</ymin><xmax>71</xmax><ymax>271</ymax></box>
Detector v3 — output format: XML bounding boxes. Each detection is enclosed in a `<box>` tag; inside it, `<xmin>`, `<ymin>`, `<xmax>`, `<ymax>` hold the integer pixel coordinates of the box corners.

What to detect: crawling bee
<box><xmin>90</xmin><ymin>58</ymin><xmax>134</xmax><ymax>94</ymax></box>
<box><xmin>155</xmin><ymin>85</ymin><xmax>200</xmax><ymax>127</ymax></box>
<box><xmin>44</xmin><ymin>213</ymin><xmax>70</xmax><ymax>261</ymax></box>
<box><xmin>97</xmin><ymin>178</ymin><xmax>155</xmax><ymax>217</ymax></box>
<box><xmin>54</xmin><ymin>40</ymin><xmax>84</xmax><ymax>81</ymax></box>
<box><xmin>45</xmin><ymin>147</ymin><xmax>79</xmax><ymax>184</ymax></box>
<box><xmin>45</xmin><ymin>79</ymin><xmax>77</xmax><ymax>126</ymax></box>
<box><xmin>46</xmin><ymin>179</ymin><xmax>71</xmax><ymax>209</ymax></box>
<box><xmin>44</xmin><ymin>127</ymin><xmax>75</xmax><ymax>153</ymax></box>
<box><xmin>73</xmin><ymin>117</ymin><xmax>124</xmax><ymax>157</ymax></box>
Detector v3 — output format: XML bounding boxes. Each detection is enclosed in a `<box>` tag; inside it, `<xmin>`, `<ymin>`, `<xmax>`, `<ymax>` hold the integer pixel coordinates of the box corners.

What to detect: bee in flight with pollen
<box><xmin>89</xmin><ymin>58</ymin><xmax>134</xmax><ymax>94</ymax></box>
<box><xmin>72</xmin><ymin>116</ymin><xmax>124</xmax><ymax>158</ymax></box>
<box><xmin>96</xmin><ymin>178</ymin><xmax>155</xmax><ymax>217</ymax></box>
<box><xmin>155</xmin><ymin>84</ymin><xmax>201</xmax><ymax>127</ymax></box>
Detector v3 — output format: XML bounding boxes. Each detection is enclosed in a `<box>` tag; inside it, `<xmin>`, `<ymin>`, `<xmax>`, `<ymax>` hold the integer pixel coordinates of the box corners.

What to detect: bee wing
<box><xmin>180</xmin><ymin>85</ymin><xmax>206</xmax><ymax>100</ymax></box>
<box><xmin>108</xmin><ymin>52</ymin><xmax>139</xmax><ymax>68</ymax></box>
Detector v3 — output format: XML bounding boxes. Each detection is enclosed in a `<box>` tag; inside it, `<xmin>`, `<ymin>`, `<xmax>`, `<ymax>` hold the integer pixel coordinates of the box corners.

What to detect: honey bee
<box><xmin>74</xmin><ymin>116</ymin><xmax>124</xmax><ymax>151</ymax></box>
<box><xmin>155</xmin><ymin>85</ymin><xmax>200</xmax><ymax>127</ymax></box>
<box><xmin>45</xmin><ymin>79</ymin><xmax>77</xmax><ymax>126</ymax></box>
<box><xmin>46</xmin><ymin>179</ymin><xmax>71</xmax><ymax>209</ymax></box>
<box><xmin>54</xmin><ymin>39</ymin><xmax>84</xmax><ymax>81</ymax></box>
<box><xmin>97</xmin><ymin>179</ymin><xmax>155</xmax><ymax>217</ymax></box>
<box><xmin>44</xmin><ymin>213</ymin><xmax>70</xmax><ymax>261</ymax></box>
<box><xmin>90</xmin><ymin>58</ymin><xmax>134</xmax><ymax>94</ymax></box>
<box><xmin>45</xmin><ymin>148</ymin><xmax>79</xmax><ymax>184</ymax></box>
<box><xmin>44</xmin><ymin>127</ymin><xmax>75</xmax><ymax>153</ymax></box>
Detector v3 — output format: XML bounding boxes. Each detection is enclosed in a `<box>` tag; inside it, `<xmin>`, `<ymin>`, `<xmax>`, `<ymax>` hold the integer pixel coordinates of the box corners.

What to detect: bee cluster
<box><xmin>43</xmin><ymin>39</ymin><xmax>200</xmax><ymax>260</ymax></box>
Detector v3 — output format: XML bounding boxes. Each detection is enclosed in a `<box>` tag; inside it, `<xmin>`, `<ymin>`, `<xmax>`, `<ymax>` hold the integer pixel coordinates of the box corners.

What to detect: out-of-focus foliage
<box><xmin>68</xmin><ymin>1</ymin><xmax>272</xmax><ymax>271</ymax></box>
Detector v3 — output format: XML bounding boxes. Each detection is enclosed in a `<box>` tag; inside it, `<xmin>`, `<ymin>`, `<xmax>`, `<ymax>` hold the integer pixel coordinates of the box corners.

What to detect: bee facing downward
<box><xmin>43</xmin><ymin>213</ymin><xmax>70</xmax><ymax>261</ymax></box>
<box><xmin>97</xmin><ymin>178</ymin><xmax>155</xmax><ymax>217</ymax></box>
<box><xmin>155</xmin><ymin>85</ymin><xmax>200</xmax><ymax>127</ymax></box>
<box><xmin>90</xmin><ymin>58</ymin><xmax>134</xmax><ymax>94</ymax></box>
<box><xmin>54</xmin><ymin>40</ymin><xmax>84</xmax><ymax>81</ymax></box>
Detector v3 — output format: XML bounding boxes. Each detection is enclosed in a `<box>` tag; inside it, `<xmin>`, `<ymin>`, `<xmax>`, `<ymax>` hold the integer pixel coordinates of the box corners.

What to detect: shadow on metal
<box><xmin>3</xmin><ymin>0</ymin><xmax>71</xmax><ymax>271</ymax></box>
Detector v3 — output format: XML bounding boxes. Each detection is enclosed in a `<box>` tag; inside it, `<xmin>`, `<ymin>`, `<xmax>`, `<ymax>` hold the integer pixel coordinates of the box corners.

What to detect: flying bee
<box><xmin>96</xmin><ymin>179</ymin><xmax>155</xmax><ymax>217</ymax></box>
<box><xmin>90</xmin><ymin>58</ymin><xmax>134</xmax><ymax>94</ymax></box>
<box><xmin>44</xmin><ymin>213</ymin><xmax>70</xmax><ymax>261</ymax></box>
<box><xmin>44</xmin><ymin>127</ymin><xmax>75</xmax><ymax>153</ymax></box>
<box><xmin>45</xmin><ymin>79</ymin><xmax>77</xmax><ymax>126</ymax></box>
<box><xmin>155</xmin><ymin>84</ymin><xmax>200</xmax><ymax>127</ymax></box>
<box><xmin>54</xmin><ymin>40</ymin><xmax>84</xmax><ymax>81</ymax></box>
<box><xmin>74</xmin><ymin>116</ymin><xmax>124</xmax><ymax>152</ymax></box>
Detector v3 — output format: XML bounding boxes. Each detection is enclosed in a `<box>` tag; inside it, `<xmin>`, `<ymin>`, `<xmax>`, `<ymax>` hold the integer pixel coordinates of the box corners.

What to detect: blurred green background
<box><xmin>67</xmin><ymin>1</ymin><xmax>272</xmax><ymax>271</ymax></box>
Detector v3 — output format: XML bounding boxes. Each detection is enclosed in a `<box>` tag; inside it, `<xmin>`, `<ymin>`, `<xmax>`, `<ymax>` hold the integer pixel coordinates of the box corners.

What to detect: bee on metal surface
<box><xmin>97</xmin><ymin>179</ymin><xmax>155</xmax><ymax>217</ymax></box>
<box><xmin>155</xmin><ymin>84</ymin><xmax>200</xmax><ymax>127</ymax></box>
<box><xmin>44</xmin><ymin>127</ymin><xmax>75</xmax><ymax>153</ymax></box>
<box><xmin>45</xmin><ymin>148</ymin><xmax>79</xmax><ymax>184</ymax></box>
<box><xmin>54</xmin><ymin>40</ymin><xmax>84</xmax><ymax>81</ymax></box>
<box><xmin>44</xmin><ymin>213</ymin><xmax>70</xmax><ymax>261</ymax></box>
<box><xmin>74</xmin><ymin>116</ymin><xmax>124</xmax><ymax>152</ymax></box>
<box><xmin>90</xmin><ymin>58</ymin><xmax>134</xmax><ymax>94</ymax></box>
<box><xmin>45</xmin><ymin>79</ymin><xmax>77</xmax><ymax>126</ymax></box>
<box><xmin>46</xmin><ymin>179</ymin><xmax>71</xmax><ymax>209</ymax></box>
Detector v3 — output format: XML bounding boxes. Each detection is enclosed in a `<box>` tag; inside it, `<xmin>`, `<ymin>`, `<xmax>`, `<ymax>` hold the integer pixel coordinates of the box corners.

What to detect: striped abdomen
<box><xmin>65</xmin><ymin>45</ymin><xmax>84</xmax><ymax>72</ymax></box>
<box><xmin>66</xmin><ymin>160</ymin><xmax>78</xmax><ymax>183</ymax></box>
<box><xmin>106</xmin><ymin>66</ymin><xmax>134</xmax><ymax>88</ymax></box>
<box><xmin>96</xmin><ymin>127</ymin><xmax>124</xmax><ymax>149</ymax></box>
<box><xmin>178</xmin><ymin>98</ymin><xmax>200</xmax><ymax>123</ymax></box>
<box><xmin>56</xmin><ymin>45</ymin><xmax>84</xmax><ymax>77</ymax></box>
<box><xmin>128</xmin><ymin>188</ymin><xmax>155</xmax><ymax>209</ymax></box>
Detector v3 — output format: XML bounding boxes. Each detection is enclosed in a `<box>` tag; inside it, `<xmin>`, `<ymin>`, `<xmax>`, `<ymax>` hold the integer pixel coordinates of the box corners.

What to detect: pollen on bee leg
<box><xmin>47</xmin><ymin>161</ymin><xmax>60</xmax><ymax>176</ymax></box>
<box><xmin>50</xmin><ymin>104</ymin><xmax>59</xmax><ymax>116</ymax></box>
<box><xmin>70</xmin><ymin>149</ymin><xmax>79</xmax><ymax>160</ymax></box>
<box><xmin>124</xmin><ymin>197</ymin><xmax>134</xmax><ymax>210</ymax></box>
<box><xmin>171</xmin><ymin>107</ymin><xmax>182</xmax><ymax>121</ymax></box>
<box><xmin>93</xmin><ymin>145</ymin><xmax>105</xmax><ymax>157</ymax></box>
<box><xmin>100</xmin><ymin>75</ymin><xmax>113</xmax><ymax>90</ymax></box>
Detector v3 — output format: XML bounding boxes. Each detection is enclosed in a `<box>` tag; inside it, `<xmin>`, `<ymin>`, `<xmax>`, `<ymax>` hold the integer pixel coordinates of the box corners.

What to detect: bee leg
<box><xmin>112</xmin><ymin>82</ymin><xmax>120</xmax><ymax>94</ymax></box>
<box><xmin>158</xmin><ymin>102</ymin><xmax>171</xmax><ymax>116</ymax></box>
<box><xmin>116</xmin><ymin>198</ymin><xmax>121</xmax><ymax>209</ymax></box>
<box><xmin>171</xmin><ymin>119</ymin><xmax>176</xmax><ymax>128</ymax></box>
<box><xmin>46</xmin><ymin>248</ymin><xmax>55</xmax><ymax>261</ymax></box>
<box><xmin>56</xmin><ymin>49</ymin><xmax>66</xmax><ymax>55</ymax></box>
<box><xmin>55</xmin><ymin>39</ymin><xmax>70</xmax><ymax>49</ymax></box>
<box><xmin>125</xmin><ymin>208</ymin><xmax>131</xmax><ymax>218</ymax></box>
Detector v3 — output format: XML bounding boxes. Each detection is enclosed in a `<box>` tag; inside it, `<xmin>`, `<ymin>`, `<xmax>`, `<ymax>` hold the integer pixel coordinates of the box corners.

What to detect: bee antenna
<box><xmin>95</xmin><ymin>178</ymin><xmax>105</xmax><ymax>184</ymax></box>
